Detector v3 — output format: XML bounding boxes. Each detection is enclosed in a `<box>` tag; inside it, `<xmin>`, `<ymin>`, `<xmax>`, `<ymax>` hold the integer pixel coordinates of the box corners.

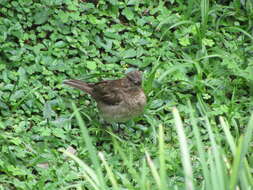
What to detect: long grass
<box><xmin>61</xmin><ymin>103</ymin><xmax>253</xmax><ymax>190</ymax></box>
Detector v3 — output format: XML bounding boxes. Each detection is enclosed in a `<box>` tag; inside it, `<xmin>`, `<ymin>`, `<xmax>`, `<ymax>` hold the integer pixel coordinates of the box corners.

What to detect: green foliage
<box><xmin>59</xmin><ymin>106</ymin><xmax>253</xmax><ymax>190</ymax></box>
<box><xmin>0</xmin><ymin>0</ymin><xmax>253</xmax><ymax>189</ymax></box>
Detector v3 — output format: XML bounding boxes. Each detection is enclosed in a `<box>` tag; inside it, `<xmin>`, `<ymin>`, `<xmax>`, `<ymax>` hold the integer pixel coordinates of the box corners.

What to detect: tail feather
<box><xmin>64</xmin><ymin>79</ymin><xmax>93</xmax><ymax>94</ymax></box>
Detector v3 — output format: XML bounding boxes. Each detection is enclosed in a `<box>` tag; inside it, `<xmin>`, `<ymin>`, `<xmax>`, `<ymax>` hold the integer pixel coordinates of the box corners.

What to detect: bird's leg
<box><xmin>112</xmin><ymin>120</ymin><xmax>135</xmax><ymax>137</ymax></box>
<box><xmin>125</xmin><ymin>120</ymin><xmax>135</xmax><ymax>128</ymax></box>
<box><xmin>111</xmin><ymin>122</ymin><xmax>119</xmax><ymax>131</ymax></box>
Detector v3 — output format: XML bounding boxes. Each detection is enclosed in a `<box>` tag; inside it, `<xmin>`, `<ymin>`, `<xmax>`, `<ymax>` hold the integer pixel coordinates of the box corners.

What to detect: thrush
<box><xmin>64</xmin><ymin>70</ymin><xmax>146</xmax><ymax>122</ymax></box>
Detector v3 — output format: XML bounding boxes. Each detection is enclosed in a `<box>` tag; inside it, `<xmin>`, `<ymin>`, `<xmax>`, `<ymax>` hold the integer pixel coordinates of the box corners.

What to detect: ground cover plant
<box><xmin>0</xmin><ymin>0</ymin><xmax>253</xmax><ymax>189</ymax></box>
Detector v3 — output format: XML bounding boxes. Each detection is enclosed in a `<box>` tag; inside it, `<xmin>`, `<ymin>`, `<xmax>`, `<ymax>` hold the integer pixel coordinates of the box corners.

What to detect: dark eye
<box><xmin>134</xmin><ymin>80</ymin><xmax>141</xmax><ymax>86</ymax></box>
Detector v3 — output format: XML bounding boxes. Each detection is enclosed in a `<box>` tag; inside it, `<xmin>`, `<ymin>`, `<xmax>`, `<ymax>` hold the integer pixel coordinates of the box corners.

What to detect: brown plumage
<box><xmin>64</xmin><ymin>71</ymin><xmax>146</xmax><ymax>122</ymax></box>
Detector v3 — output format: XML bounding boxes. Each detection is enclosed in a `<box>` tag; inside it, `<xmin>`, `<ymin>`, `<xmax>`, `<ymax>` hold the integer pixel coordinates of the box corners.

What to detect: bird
<box><xmin>64</xmin><ymin>70</ymin><xmax>146</xmax><ymax>122</ymax></box>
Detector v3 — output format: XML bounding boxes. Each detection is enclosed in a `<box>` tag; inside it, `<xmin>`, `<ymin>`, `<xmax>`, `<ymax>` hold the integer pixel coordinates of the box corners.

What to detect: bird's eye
<box><xmin>134</xmin><ymin>80</ymin><xmax>141</xmax><ymax>86</ymax></box>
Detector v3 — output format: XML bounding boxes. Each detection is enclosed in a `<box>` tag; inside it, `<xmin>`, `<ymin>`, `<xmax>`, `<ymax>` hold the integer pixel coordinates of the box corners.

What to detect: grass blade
<box><xmin>230</xmin><ymin>136</ymin><xmax>243</xmax><ymax>190</ymax></box>
<box><xmin>61</xmin><ymin>149</ymin><xmax>100</xmax><ymax>190</ymax></box>
<box><xmin>99</xmin><ymin>152</ymin><xmax>119</xmax><ymax>190</ymax></box>
<box><xmin>219</xmin><ymin>116</ymin><xmax>236</xmax><ymax>154</ymax></box>
<box><xmin>172</xmin><ymin>107</ymin><xmax>194</xmax><ymax>190</ymax></box>
<box><xmin>188</xmin><ymin>100</ymin><xmax>212</xmax><ymax>190</ymax></box>
<box><xmin>72</xmin><ymin>103</ymin><xmax>107</xmax><ymax>189</ymax></box>
<box><xmin>158</xmin><ymin>124</ymin><xmax>167</xmax><ymax>189</ymax></box>
<box><xmin>145</xmin><ymin>151</ymin><xmax>161</xmax><ymax>189</ymax></box>
<box><xmin>205</xmin><ymin>117</ymin><xmax>227</xmax><ymax>190</ymax></box>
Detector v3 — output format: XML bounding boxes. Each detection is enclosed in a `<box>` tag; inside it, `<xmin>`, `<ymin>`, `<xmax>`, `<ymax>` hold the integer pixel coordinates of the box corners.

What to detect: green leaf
<box><xmin>104</xmin><ymin>32</ymin><xmax>121</xmax><ymax>40</ymax></box>
<box><xmin>86</xmin><ymin>61</ymin><xmax>97</xmax><ymax>70</ymax></box>
<box><xmin>43</xmin><ymin>101</ymin><xmax>53</xmax><ymax>120</ymax></box>
<box><xmin>122</xmin><ymin>7</ymin><xmax>134</xmax><ymax>20</ymax></box>
<box><xmin>58</xmin><ymin>11</ymin><xmax>69</xmax><ymax>23</ymax></box>
<box><xmin>120</xmin><ymin>49</ymin><xmax>137</xmax><ymax>59</ymax></box>
<box><xmin>179</xmin><ymin>36</ymin><xmax>190</xmax><ymax>46</ymax></box>
<box><xmin>10</xmin><ymin>137</ymin><xmax>22</xmax><ymax>145</ymax></box>
<box><xmin>202</xmin><ymin>38</ymin><xmax>215</xmax><ymax>47</ymax></box>
<box><xmin>68</xmin><ymin>3</ymin><xmax>78</xmax><ymax>11</ymax></box>
<box><xmin>127</xmin><ymin>0</ymin><xmax>139</xmax><ymax>5</ymax></box>
<box><xmin>10</xmin><ymin>90</ymin><xmax>25</xmax><ymax>102</ymax></box>
<box><xmin>34</xmin><ymin>9</ymin><xmax>50</xmax><ymax>25</ymax></box>
<box><xmin>18</xmin><ymin>67</ymin><xmax>27</xmax><ymax>85</ymax></box>
<box><xmin>107</xmin><ymin>0</ymin><xmax>118</xmax><ymax>5</ymax></box>
<box><xmin>54</xmin><ymin>41</ymin><xmax>67</xmax><ymax>48</ymax></box>
<box><xmin>52</xmin><ymin>128</ymin><xmax>66</xmax><ymax>139</ymax></box>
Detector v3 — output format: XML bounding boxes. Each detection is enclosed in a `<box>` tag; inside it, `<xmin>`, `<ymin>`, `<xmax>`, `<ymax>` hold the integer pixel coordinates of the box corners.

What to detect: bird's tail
<box><xmin>63</xmin><ymin>79</ymin><xmax>93</xmax><ymax>95</ymax></box>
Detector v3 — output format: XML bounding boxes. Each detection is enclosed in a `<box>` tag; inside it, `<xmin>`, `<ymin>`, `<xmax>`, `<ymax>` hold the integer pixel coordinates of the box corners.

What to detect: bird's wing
<box><xmin>92</xmin><ymin>79</ymin><xmax>127</xmax><ymax>105</ymax></box>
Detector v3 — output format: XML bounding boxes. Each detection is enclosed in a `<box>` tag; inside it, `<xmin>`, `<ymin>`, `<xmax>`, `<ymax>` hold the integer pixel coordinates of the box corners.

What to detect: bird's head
<box><xmin>126</xmin><ymin>70</ymin><xmax>142</xmax><ymax>87</ymax></box>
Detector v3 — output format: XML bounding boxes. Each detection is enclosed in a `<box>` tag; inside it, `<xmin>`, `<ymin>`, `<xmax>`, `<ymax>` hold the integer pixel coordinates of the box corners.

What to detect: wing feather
<box><xmin>92</xmin><ymin>79</ymin><xmax>128</xmax><ymax>105</ymax></box>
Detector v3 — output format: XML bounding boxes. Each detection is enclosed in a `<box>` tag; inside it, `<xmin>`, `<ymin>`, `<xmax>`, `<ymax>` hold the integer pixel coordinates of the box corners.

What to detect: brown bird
<box><xmin>64</xmin><ymin>70</ymin><xmax>146</xmax><ymax>122</ymax></box>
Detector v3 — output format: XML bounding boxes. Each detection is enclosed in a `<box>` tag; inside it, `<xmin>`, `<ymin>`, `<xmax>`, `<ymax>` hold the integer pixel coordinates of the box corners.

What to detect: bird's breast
<box><xmin>126</xmin><ymin>89</ymin><xmax>146</xmax><ymax>108</ymax></box>
<box><xmin>97</xmin><ymin>89</ymin><xmax>146</xmax><ymax>122</ymax></box>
